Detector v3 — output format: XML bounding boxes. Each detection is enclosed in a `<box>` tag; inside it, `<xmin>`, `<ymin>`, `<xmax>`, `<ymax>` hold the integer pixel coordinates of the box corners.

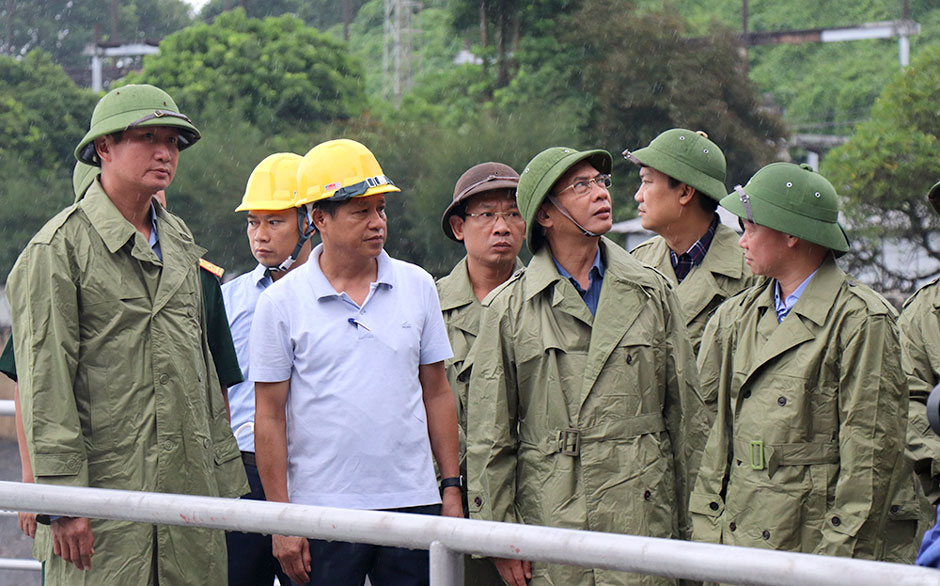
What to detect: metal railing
<box><xmin>0</xmin><ymin>400</ymin><xmax>14</xmax><ymax>417</ymax></box>
<box><xmin>0</xmin><ymin>481</ymin><xmax>937</xmax><ymax>586</ymax></box>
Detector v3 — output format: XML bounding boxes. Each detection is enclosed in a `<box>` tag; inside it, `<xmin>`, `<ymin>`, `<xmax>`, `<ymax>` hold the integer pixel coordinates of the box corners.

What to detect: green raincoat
<box><xmin>8</xmin><ymin>182</ymin><xmax>247</xmax><ymax>585</ymax></box>
<box><xmin>900</xmin><ymin>277</ymin><xmax>940</xmax><ymax>505</ymax></box>
<box><xmin>630</xmin><ymin>223</ymin><xmax>756</xmax><ymax>357</ymax></box>
<box><xmin>466</xmin><ymin>237</ymin><xmax>707</xmax><ymax>586</ymax></box>
<box><xmin>690</xmin><ymin>256</ymin><xmax>907</xmax><ymax>560</ymax></box>
<box><xmin>437</xmin><ymin>255</ymin><xmax>524</xmax><ymax>586</ymax></box>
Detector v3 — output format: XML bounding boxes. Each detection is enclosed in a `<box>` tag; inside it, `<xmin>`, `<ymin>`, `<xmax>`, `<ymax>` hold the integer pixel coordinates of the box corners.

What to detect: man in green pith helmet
<box><xmin>6</xmin><ymin>84</ymin><xmax>247</xmax><ymax>585</ymax></box>
<box><xmin>465</xmin><ymin>146</ymin><xmax>707</xmax><ymax>586</ymax></box>
<box><xmin>888</xmin><ymin>180</ymin><xmax>940</xmax><ymax>562</ymax></box>
<box><xmin>625</xmin><ymin>129</ymin><xmax>754</xmax><ymax>357</ymax></box>
<box><xmin>690</xmin><ymin>163</ymin><xmax>907</xmax><ymax>561</ymax></box>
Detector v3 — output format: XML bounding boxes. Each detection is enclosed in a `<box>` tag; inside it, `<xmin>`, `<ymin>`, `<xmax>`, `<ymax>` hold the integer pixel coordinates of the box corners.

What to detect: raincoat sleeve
<box><xmin>9</xmin><ymin>240</ymin><xmax>88</xmax><ymax>488</ymax></box>
<box><xmin>815</xmin><ymin>311</ymin><xmax>906</xmax><ymax>557</ymax></box>
<box><xmin>689</xmin><ymin>305</ymin><xmax>734</xmax><ymax>543</ymax></box>
<box><xmin>660</xmin><ymin>284</ymin><xmax>709</xmax><ymax>539</ymax></box>
<box><xmin>899</xmin><ymin>302</ymin><xmax>940</xmax><ymax>504</ymax></box>
<box><xmin>466</xmin><ymin>299</ymin><xmax>520</xmax><ymax>525</ymax></box>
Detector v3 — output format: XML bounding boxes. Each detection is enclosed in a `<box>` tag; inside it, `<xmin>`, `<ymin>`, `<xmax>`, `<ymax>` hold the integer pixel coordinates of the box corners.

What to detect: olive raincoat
<box><xmin>900</xmin><ymin>278</ymin><xmax>940</xmax><ymax>505</ymax></box>
<box><xmin>466</xmin><ymin>238</ymin><xmax>707</xmax><ymax>586</ymax></box>
<box><xmin>690</xmin><ymin>256</ymin><xmax>907</xmax><ymax>560</ymax></box>
<box><xmin>630</xmin><ymin>223</ymin><xmax>755</xmax><ymax>357</ymax></box>
<box><xmin>8</xmin><ymin>183</ymin><xmax>247</xmax><ymax>585</ymax></box>
<box><xmin>437</xmin><ymin>255</ymin><xmax>524</xmax><ymax>586</ymax></box>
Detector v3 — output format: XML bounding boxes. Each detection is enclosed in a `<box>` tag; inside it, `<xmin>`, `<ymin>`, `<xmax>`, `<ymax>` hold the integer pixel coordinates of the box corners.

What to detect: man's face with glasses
<box><xmin>544</xmin><ymin>161</ymin><xmax>613</xmax><ymax>237</ymax></box>
<box><xmin>449</xmin><ymin>189</ymin><xmax>525</xmax><ymax>269</ymax></box>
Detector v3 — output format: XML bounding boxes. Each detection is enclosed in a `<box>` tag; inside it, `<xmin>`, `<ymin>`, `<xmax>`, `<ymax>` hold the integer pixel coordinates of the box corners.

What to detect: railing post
<box><xmin>429</xmin><ymin>540</ymin><xmax>463</xmax><ymax>586</ymax></box>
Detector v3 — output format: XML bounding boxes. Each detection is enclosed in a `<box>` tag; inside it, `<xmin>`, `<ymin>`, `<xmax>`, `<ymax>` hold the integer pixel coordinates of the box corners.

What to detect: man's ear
<box><xmin>312</xmin><ymin>208</ymin><xmax>329</xmax><ymax>231</ymax></box>
<box><xmin>678</xmin><ymin>184</ymin><xmax>696</xmax><ymax>206</ymax></box>
<box><xmin>535</xmin><ymin>202</ymin><xmax>554</xmax><ymax>229</ymax></box>
<box><xmin>449</xmin><ymin>215</ymin><xmax>466</xmax><ymax>242</ymax></box>
<box><xmin>94</xmin><ymin>136</ymin><xmax>112</xmax><ymax>163</ymax></box>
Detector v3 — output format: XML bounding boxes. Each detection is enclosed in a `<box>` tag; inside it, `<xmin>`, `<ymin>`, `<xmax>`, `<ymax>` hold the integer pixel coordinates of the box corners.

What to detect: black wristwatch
<box><xmin>440</xmin><ymin>476</ymin><xmax>464</xmax><ymax>495</ymax></box>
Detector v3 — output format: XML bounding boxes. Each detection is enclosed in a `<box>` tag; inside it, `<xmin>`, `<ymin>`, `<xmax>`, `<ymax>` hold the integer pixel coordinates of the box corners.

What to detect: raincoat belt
<box><xmin>520</xmin><ymin>414</ymin><xmax>667</xmax><ymax>456</ymax></box>
<box><xmin>734</xmin><ymin>438</ymin><xmax>839</xmax><ymax>477</ymax></box>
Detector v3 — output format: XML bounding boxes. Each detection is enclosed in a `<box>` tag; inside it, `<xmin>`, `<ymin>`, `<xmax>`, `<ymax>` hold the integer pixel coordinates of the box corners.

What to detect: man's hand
<box><xmin>17</xmin><ymin>512</ymin><xmax>36</xmax><ymax>538</ymax></box>
<box><xmin>441</xmin><ymin>487</ymin><xmax>464</xmax><ymax>518</ymax></box>
<box><xmin>273</xmin><ymin>534</ymin><xmax>311</xmax><ymax>585</ymax></box>
<box><xmin>51</xmin><ymin>517</ymin><xmax>94</xmax><ymax>570</ymax></box>
<box><xmin>494</xmin><ymin>557</ymin><xmax>532</xmax><ymax>586</ymax></box>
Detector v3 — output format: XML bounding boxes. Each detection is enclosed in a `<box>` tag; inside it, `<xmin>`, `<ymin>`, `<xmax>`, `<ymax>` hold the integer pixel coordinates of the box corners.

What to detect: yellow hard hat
<box><xmin>296</xmin><ymin>139</ymin><xmax>400</xmax><ymax>206</ymax></box>
<box><xmin>235</xmin><ymin>152</ymin><xmax>303</xmax><ymax>212</ymax></box>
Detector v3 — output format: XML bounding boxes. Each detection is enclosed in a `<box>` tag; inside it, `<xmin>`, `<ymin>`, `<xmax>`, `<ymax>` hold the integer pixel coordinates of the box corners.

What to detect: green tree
<box><xmin>824</xmin><ymin>44</ymin><xmax>940</xmax><ymax>292</ymax></box>
<box><xmin>125</xmin><ymin>9</ymin><xmax>367</xmax><ymax>135</ymax></box>
<box><xmin>0</xmin><ymin>50</ymin><xmax>98</xmax><ymax>277</ymax></box>
<box><xmin>1</xmin><ymin>0</ymin><xmax>192</xmax><ymax>73</ymax></box>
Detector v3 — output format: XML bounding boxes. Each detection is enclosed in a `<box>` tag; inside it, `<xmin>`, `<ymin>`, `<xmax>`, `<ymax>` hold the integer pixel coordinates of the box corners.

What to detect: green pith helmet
<box><xmin>74</xmin><ymin>84</ymin><xmax>201</xmax><ymax>166</ymax></box>
<box><xmin>517</xmin><ymin>147</ymin><xmax>612</xmax><ymax>251</ymax></box>
<box><xmin>623</xmin><ymin>128</ymin><xmax>727</xmax><ymax>201</ymax></box>
<box><xmin>72</xmin><ymin>161</ymin><xmax>99</xmax><ymax>202</ymax></box>
<box><xmin>927</xmin><ymin>181</ymin><xmax>940</xmax><ymax>216</ymax></box>
<box><xmin>719</xmin><ymin>162</ymin><xmax>849</xmax><ymax>254</ymax></box>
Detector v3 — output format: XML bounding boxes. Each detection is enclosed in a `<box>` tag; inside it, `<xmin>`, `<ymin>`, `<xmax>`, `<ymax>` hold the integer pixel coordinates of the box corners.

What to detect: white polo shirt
<box><xmin>250</xmin><ymin>244</ymin><xmax>453</xmax><ymax>510</ymax></box>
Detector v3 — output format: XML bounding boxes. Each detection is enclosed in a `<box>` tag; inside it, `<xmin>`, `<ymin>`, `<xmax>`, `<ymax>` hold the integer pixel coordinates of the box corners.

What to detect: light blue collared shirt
<box><xmin>774</xmin><ymin>269</ymin><xmax>818</xmax><ymax>323</ymax></box>
<box><xmin>148</xmin><ymin>202</ymin><xmax>162</xmax><ymax>260</ymax></box>
<box><xmin>221</xmin><ymin>264</ymin><xmax>273</xmax><ymax>452</ymax></box>
<box><xmin>553</xmin><ymin>248</ymin><xmax>606</xmax><ymax>315</ymax></box>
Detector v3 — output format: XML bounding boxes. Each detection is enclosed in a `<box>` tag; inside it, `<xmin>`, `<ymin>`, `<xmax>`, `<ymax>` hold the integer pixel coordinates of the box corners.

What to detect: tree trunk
<box><xmin>4</xmin><ymin>0</ymin><xmax>14</xmax><ymax>55</ymax></box>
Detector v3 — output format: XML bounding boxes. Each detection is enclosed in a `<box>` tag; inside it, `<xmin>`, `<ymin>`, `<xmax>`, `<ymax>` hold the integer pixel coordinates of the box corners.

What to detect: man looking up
<box><xmin>438</xmin><ymin>162</ymin><xmax>525</xmax><ymax>585</ymax></box>
<box><xmin>7</xmin><ymin>84</ymin><xmax>246</xmax><ymax>585</ymax></box>
<box><xmin>251</xmin><ymin>139</ymin><xmax>462</xmax><ymax>586</ymax></box>
<box><xmin>626</xmin><ymin>129</ymin><xmax>754</xmax><ymax>355</ymax></box>
<box><xmin>466</xmin><ymin>147</ymin><xmax>707</xmax><ymax>586</ymax></box>
<box><xmin>690</xmin><ymin>163</ymin><xmax>907</xmax><ymax>560</ymax></box>
<box><xmin>222</xmin><ymin>152</ymin><xmax>312</xmax><ymax>586</ymax></box>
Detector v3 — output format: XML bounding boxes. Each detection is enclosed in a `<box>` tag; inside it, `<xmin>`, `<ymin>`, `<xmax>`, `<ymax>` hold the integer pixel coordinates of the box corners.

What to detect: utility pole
<box><xmin>383</xmin><ymin>0</ymin><xmax>421</xmax><ymax>106</ymax></box>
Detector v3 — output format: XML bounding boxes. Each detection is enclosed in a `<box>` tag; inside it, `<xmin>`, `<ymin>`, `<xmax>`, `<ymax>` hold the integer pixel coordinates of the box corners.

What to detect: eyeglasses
<box><xmin>555</xmin><ymin>174</ymin><xmax>611</xmax><ymax>197</ymax></box>
<box><xmin>464</xmin><ymin>210</ymin><xmax>524</xmax><ymax>224</ymax></box>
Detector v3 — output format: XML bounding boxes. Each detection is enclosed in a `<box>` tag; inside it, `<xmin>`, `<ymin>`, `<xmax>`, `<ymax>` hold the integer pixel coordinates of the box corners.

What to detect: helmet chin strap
<box><xmin>266</xmin><ymin>204</ymin><xmax>316</xmax><ymax>278</ymax></box>
<box><xmin>547</xmin><ymin>195</ymin><xmax>603</xmax><ymax>238</ymax></box>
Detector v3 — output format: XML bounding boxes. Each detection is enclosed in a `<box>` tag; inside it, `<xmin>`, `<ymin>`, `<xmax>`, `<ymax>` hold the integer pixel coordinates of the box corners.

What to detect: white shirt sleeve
<box><xmin>249</xmin><ymin>289</ymin><xmax>294</xmax><ymax>383</ymax></box>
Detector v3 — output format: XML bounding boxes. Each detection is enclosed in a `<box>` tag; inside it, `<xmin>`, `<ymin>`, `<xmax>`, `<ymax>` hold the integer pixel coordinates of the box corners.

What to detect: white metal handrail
<box><xmin>0</xmin><ymin>400</ymin><xmax>14</xmax><ymax>417</ymax></box>
<box><xmin>0</xmin><ymin>481</ymin><xmax>937</xmax><ymax>586</ymax></box>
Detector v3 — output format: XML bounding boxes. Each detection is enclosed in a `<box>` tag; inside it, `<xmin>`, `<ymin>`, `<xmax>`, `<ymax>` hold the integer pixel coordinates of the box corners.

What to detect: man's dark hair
<box><xmin>313</xmin><ymin>198</ymin><xmax>344</xmax><ymax>217</ymax></box>
<box><xmin>662</xmin><ymin>172</ymin><xmax>719</xmax><ymax>214</ymax></box>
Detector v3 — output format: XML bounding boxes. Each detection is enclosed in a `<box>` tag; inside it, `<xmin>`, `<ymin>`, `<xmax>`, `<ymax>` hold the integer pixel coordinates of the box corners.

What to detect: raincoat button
<box><xmin>159</xmin><ymin>373</ymin><xmax>169</xmax><ymax>385</ymax></box>
<box><xmin>831</xmin><ymin>516</ymin><xmax>841</xmax><ymax>527</ymax></box>
<box><xmin>644</xmin><ymin>490</ymin><xmax>652</xmax><ymax>501</ymax></box>
<box><xmin>777</xmin><ymin>396</ymin><xmax>787</xmax><ymax>406</ymax></box>
<box><xmin>890</xmin><ymin>505</ymin><xmax>900</xmax><ymax>514</ymax></box>
<box><xmin>473</xmin><ymin>497</ymin><xmax>482</xmax><ymax>507</ymax></box>
<box><xmin>203</xmin><ymin>438</ymin><xmax>211</xmax><ymax>449</ymax></box>
<box><xmin>626</xmin><ymin>354</ymin><xmax>633</xmax><ymax>365</ymax></box>
<box><xmin>163</xmin><ymin>440</ymin><xmax>173</xmax><ymax>451</ymax></box>
<box><xmin>709</xmin><ymin>502</ymin><xmax>719</xmax><ymax>511</ymax></box>
<box><xmin>742</xmin><ymin>390</ymin><xmax>751</xmax><ymax>399</ymax></box>
<box><xmin>729</xmin><ymin>522</ymin><xmax>736</xmax><ymax>531</ymax></box>
<box><xmin>761</xmin><ymin>530</ymin><xmax>770</xmax><ymax>540</ymax></box>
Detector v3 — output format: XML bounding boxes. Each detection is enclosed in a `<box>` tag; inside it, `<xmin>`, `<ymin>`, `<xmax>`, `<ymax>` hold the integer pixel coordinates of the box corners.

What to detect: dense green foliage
<box><xmin>124</xmin><ymin>9</ymin><xmax>367</xmax><ymax>134</ymax></box>
<box><xmin>0</xmin><ymin>51</ymin><xmax>98</xmax><ymax>277</ymax></box>
<box><xmin>0</xmin><ymin>0</ymin><xmax>192</xmax><ymax>72</ymax></box>
<box><xmin>824</xmin><ymin>45</ymin><xmax>940</xmax><ymax>291</ymax></box>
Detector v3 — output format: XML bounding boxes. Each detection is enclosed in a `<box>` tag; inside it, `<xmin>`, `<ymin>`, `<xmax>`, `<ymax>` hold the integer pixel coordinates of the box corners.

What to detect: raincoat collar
<box><xmin>80</xmin><ymin>180</ymin><xmax>150</xmax><ymax>257</ymax></box>
<box><xmin>438</xmin><ymin>255</ymin><xmax>523</xmax><ymax>311</ymax></box>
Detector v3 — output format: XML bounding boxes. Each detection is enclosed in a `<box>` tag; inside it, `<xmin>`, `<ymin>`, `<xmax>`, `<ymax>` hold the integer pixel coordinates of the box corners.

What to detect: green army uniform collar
<box><xmin>745</xmin><ymin>255</ymin><xmax>843</xmax><ymax>380</ymax></box>
<box><xmin>79</xmin><ymin>180</ymin><xmax>158</xmax><ymax>262</ymax></box>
